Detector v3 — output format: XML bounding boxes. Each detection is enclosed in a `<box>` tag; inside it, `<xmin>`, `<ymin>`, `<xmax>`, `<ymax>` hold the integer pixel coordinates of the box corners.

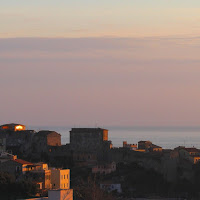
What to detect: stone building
<box><xmin>51</xmin><ymin>169</ymin><xmax>70</xmax><ymax>189</ymax></box>
<box><xmin>0</xmin><ymin>123</ymin><xmax>26</xmax><ymax>131</ymax></box>
<box><xmin>29</xmin><ymin>169</ymin><xmax>52</xmax><ymax>191</ymax></box>
<box><xmin>0</xmin><ymin>158</ymin><xmax>34</xmax><ymax>178</ymax></box>
<box><xmin>31</xmin><ymin>131</ymin><xmax>61</xmax><ymax>160</ymax></box>
<box><xmin>70</xmin><ymin>128</ymin><xmax>108</xmax><ymax>151</ymax></box>
<box><xmin>34</xmin><ymin>131</ymin><xmax>61</xmax><ymax>147</ymax></box>
<box><xmin>138</xmin><ymin>141</ymin><xmax>153</xmax><ymax>150</ymax></box>
<box><xmin>3</xmin><ymin>130</ymin><xmax>35</xmax><ymax>158</ymax></box>
<box><xmin>70</xmin><ymin>128</ymin><xmax>112</xmax><ymax>163</ymax></box>
<box><xmin>123</xmin><ymin>141</ymin><xmax>137</xmax><ymax>150</ymax></box>
<box><xmin>0</xmin><ymin>123</ymin><xmax>62</xmax><ymax>161</ymax></box>
<box><xmin>150</xmin><ymin>144</ymin><xmax>163</xmax><ymax>152</ymax></box>
<box><xmin>138</xmin><ymin>141</ymin><xmax>162</xmax><ymax>152</ymax></box>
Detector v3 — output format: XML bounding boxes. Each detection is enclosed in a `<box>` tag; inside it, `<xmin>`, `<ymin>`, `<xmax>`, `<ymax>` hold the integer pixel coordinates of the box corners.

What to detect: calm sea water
<box><xmin>29</xmin><ymin>126</ymin><xmax>200</xmax><ymax>149</ymax></box>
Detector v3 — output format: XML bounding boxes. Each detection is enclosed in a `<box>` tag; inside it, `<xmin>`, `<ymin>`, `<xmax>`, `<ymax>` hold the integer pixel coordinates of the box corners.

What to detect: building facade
<box><xmin>51</xmin><ymin>169</ymin><xmax>70</xmax><ymax>190</ymax></box>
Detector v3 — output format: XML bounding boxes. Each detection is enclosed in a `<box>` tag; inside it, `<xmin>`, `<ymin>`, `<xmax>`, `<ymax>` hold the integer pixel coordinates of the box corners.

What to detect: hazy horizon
<box><xmin>1</xmin><ymin>0</ymin><xmax>200</xmax><ymax>127</ymax></box>
<box><xmin>1</xmin><ymin>37</ymin><xmax>200</xmax><ymax>127</ymax></box>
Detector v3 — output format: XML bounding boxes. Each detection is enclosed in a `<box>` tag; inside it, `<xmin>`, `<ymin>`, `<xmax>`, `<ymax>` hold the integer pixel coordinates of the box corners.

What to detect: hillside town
<box><xmin>1</xmin><ymin>123</ymin><xmax>200</xmax><ymax>200</ymax></box>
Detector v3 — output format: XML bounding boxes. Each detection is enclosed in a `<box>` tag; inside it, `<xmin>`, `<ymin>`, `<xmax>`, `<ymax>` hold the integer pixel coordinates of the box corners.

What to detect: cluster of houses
<box><xmin>0</xmin><ymin>152</ymin><xmax>73</xmax><ymax>200</ymax></box>
<box><xmin>122</xmin><ymin>140</ymin><xmax>200</xmax><ymax>165</ymax></box>
<box><xmin>123</xmin><ymin>140</ymin><xmax>163</xmax><ymax>152</ymax></box>
<box><xmin>0</xmin><ymin>123</ymin><xmax>72</xmax><ymax>200</ymax></box>
<box><xmin>1</xmin><ymin>123</ymin><xmax>200</xmax><ymax>199</ymax></box>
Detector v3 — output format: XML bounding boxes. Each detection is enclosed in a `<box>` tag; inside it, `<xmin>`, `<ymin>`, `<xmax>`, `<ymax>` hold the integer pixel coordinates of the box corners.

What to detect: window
<box><xmin>64</xmin><ymin>175</ymin><xmax>65</xmax><ymax>179</ymax></box>
<box><xmin>67</xmin><ymin>174</ymin><xmax>68</xmax><ymax>179</ymax></box>
<box><xmin>64</xmin><ymin>184</ymin><xmax>65</xmax><ymax>188</ymax></box>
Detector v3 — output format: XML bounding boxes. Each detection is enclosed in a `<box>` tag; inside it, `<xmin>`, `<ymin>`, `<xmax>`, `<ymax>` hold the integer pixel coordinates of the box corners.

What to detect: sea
<box><xmin>29</xmin><ymin>126</ymin><xmax>200</xmax><ymax>150</ymax></box>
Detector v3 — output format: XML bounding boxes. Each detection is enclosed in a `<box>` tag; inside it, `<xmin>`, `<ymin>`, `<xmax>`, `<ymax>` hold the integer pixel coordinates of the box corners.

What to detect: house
<box><xmin>17</xmin><ymin>169</ymin><xmax>73</xmax><ymax>200</ymax></box>
<box><xmin>92</xmin><ymin>162</ymin><xmax>116</xmax><ymax>174</ymax></box>
<box><xmin>69</xmin><ymin>128</ymin><xmax>113</xmax><ymax>165</ymax></box>
<box><xmin>51</xmin><ymin>169</ymin><xmax>70</xmax><ymax>190</ymax></box>
<box><xmin>184</xmin><ymin>148</ymin><xmax>200</xmax><ymax>156</ymax></box>
<box><xmin>123</xmin><ymin>141</ymin><xmax>137</xmax><ymax>150</ymax></box>
<box><xmin>29</xmin><ymin>169</ymin><xmax>52</xmax><ymax>190</ymax></box>
<box><xmin>31</xmin><ymin>131</ymin><xmax>61</xmax><ymax>160</ymax></box>
<box><xmin>172</xmin><ymin>146</ymin><xmax>200</xmax><ymax>164</ymax></box>
<box><xmin>177</xmin><ymin>147</ymin><xmax>199</xmax><ymax>158</ymax></box>
<box><xmin>0</xmin><ymin>123</ymin><xmax>26</xmax><ymax>131</ymax></box>
<box><xmin>138</xmin><ymin>141</ymin><xmax>162</xmax><ymax>152</ymax></box>
<box><xmin>70</xmin><ymin>128</ymin><xmax>110</xmax><ymax>152</ymax></box>
<box><xmin>190</xmin><ymin>155</ymin><xmax>200</xmax><ymax>164</ymax></box>
<box><xmin>150</xmin><ymin>144</ymin><xmax>163</xmax><ymax>152</ymax></box>
<box><xmin>34</xmin><ymin>162</ymin><xmax>49</xmax><ymax>170</ymax></box>
<box><xmin>138</xmin><ymin>141</ymin><xmax>152</xmax><ymax>150</ymax></box>
<box><xmin>0</xmin><ymin>158</ymin><xmax>34</xmax><ymax>177</ymax></box>
<box><xmin>34</xmin><ymin>131</ymin><xmax>61</xmax><ymax>146</ymax></box>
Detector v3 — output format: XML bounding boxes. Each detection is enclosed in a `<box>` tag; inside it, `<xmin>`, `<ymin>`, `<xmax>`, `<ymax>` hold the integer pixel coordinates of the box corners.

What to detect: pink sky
<box><xmin>0</xmin><ymin>37</ymin><xmax>200</xmax><ymax>127</ymax></box>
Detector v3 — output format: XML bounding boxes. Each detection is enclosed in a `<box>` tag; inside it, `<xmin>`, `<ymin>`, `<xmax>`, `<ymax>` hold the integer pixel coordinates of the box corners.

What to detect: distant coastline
<box><xmin>27</xmin><ymin>126</ymin><xmax>200</xmax><ymax>150</ymax></box>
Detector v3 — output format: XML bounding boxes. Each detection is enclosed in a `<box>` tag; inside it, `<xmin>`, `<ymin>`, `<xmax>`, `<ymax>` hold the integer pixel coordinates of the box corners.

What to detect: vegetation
<box><xmin>0</xmin><ymin>172</ymin><xmax>37</xmax><ymax>199</ymax></box>
<box><xmin>74</xmin><ymin>177</ymin><xmax>116</xmax><ymax>200</ymax></box>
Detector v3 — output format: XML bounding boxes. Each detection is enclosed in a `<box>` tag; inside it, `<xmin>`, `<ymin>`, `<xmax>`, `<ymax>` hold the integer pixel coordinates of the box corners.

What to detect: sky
<box><xmin>0</xmin><ymin>1</ymin><xmax>200</xmax><ymax>127</ymax></box>
<box><xmin>0</xmin><ymin>0</ymin><xmax>200</xmax><ymax>37</ymax></box>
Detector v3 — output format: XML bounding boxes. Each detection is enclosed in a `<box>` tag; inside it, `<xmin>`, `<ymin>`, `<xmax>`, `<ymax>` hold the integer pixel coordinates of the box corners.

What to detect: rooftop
<box><xmin>70</xmin><ymin>128</ymin><xmax>108</xmax><ymax>132</ymax></box>
<box><xmin>0</xmin><ymin>123</ymin><xmax>25</xmax><ymax>127</ymax></box>
<box><xmin>37</xmin><ymin>130</ymin><xmax>60</xmax><ymax>136</ymax></box>
<box><xmin>152</xmin><ymin>144</ymin><xmax>162</xmax><ymax>149</ymax></box>
<box><xmin>138</xmin><ymin>141</ymin><xmax>152</xmax><ymax>143</ymax></box>
<box><xmin>13</xmin><ymin>159</ymin><xmax>33</xmax><ymax>165</ymax></box>
<box><xmin>185</xmin><ymin>148</ymin><xmax>200</xmax><ymax>153</ymax></box>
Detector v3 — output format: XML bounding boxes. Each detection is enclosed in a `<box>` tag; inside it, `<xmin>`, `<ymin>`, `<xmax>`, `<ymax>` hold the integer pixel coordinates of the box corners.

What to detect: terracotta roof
<box><xmin>13</xmin><ymin>159</ymin><xmax>33</xmax><ymax>165</ymax></box>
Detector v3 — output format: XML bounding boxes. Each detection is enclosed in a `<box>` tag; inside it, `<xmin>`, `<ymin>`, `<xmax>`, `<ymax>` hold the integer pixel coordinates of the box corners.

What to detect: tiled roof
<box><xmin>13</xmin><ymin>159</ymin><xmax>33</xmax><ymax>165</ymax></box>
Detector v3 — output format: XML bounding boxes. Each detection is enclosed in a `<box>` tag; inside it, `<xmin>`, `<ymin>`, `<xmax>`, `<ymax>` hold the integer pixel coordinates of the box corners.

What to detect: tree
<box><xmin>74</xmin><ymin>177</ymin><xmax>116</xmax><ymax>200</ymax></box>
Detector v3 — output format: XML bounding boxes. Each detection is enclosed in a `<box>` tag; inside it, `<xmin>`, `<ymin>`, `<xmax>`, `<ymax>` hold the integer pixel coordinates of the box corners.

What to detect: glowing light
<box><xmin>15</xmin><ymin>125</ymin><xmax>24</xmax><ymax>131</ymax></box>
<box><xmin>2</xmin><ymin>126</ymin><xmax>9</xmax><ymax>130</ymax></box>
